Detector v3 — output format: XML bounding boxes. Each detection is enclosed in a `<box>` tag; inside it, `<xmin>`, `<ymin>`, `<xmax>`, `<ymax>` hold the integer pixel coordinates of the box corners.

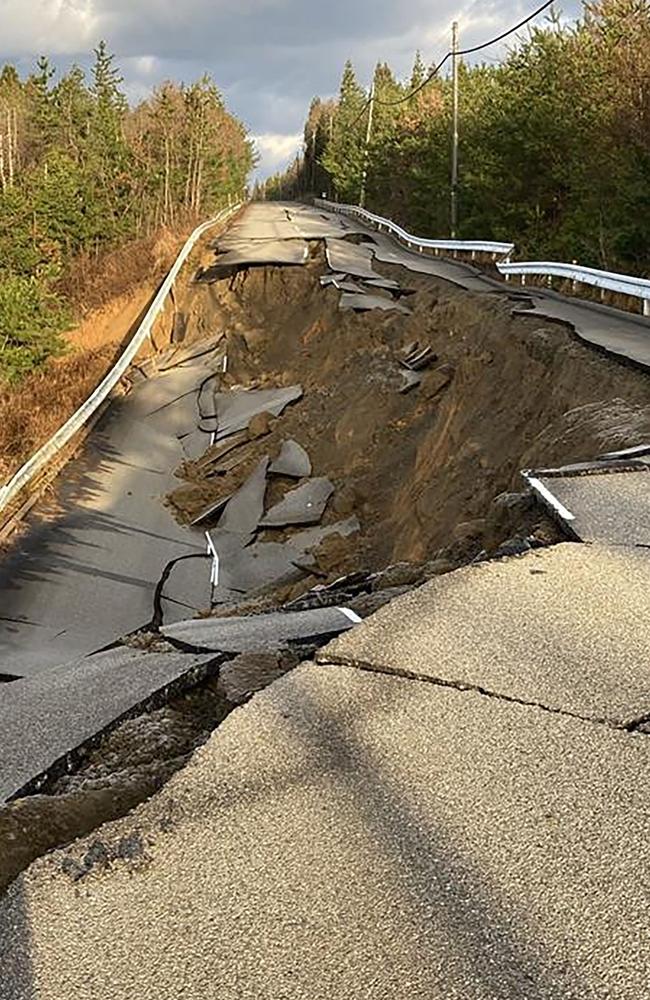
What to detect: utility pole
<box><xmin>451</xmin><ymin>20</ymin><xmax>459</xmax><ymax>238</ymax></box>
<box><xmin>359</xmin><ymin>80</ymin><xmax>375</xmax><ymax>208</ymax></box>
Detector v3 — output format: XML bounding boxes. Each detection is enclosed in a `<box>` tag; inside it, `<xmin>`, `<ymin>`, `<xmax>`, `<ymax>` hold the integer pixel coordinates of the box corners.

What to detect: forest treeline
<box><xmin>0</xmin><ymin>43</ymin><xmax>254</xmax><ymax>382</ymax></box>
<box><xmin>264</xmin><ymin>0</ymin><xmax>650</xmax><ymax>278</ymax></box>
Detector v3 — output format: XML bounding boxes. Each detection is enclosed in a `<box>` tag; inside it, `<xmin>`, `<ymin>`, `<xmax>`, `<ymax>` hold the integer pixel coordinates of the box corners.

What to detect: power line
<box><xmin>375</xmin><ymin>0</ymin><xmax>556</xmax><ymax>106</ymax></box>
<box><xmin>343</xmin><ymin>2</ymin><xmax>557</xmax><ymax>158</ymax></box>
<box><xmin>347</xmin><ymin>93</ymin><xmax>374</xmax><ymax>132</ymax></box>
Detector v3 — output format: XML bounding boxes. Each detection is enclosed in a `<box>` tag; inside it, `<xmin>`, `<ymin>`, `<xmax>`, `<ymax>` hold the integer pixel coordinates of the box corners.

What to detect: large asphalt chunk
<box><xmin>206</xmin><ymin>531</ymin><xmax>314</xmax><ymax>603</ymax></box>
<box><xmin>214</xmin><ymin>386</ymin><xmax>303</xmax><ymax>442</ymax></box>
<box><xmin>325</xmin><ymin>238</ymin><xmax>377</xmax><ymax>279</ymax></box>
<box><xmin>205</xmin><ymin>239</ymin><xmax>308</xmax><ymax>270</ymax></box>
<box><xmin>218</xmin><ymin>457</ymin><xmax>269</xmax><ymax>535</ymax></box>
<box><xmin>0</xmin><ymin>647</ymin><xmax>220</xmax><ymax>805</ymax></box>
<box><xmin>512</xmin><ymin>293</ymin><xmax>650</xmax><ymax>369</ymax></box>
<box><xmin>269</xmin><ymin>440</ymin><xmax>312</xmax><ymax>479</ymax></box>
<box><xmin>261</xmin><ymin>478</ymin><xmax>334</xmax><ymax>528</ymax></box>
<box><xmin>3</xmin><ymin>663</ymin><xmax>650</xmax><ymax>998</ymax></box>
<box><xmin>339</xmin><ymin>292</ymin><xmax>411</xmax><ymax>315</ymax></box>
<box><xmin>533</xmin><ymin>469</ymin><xmax>650</xmax><ymax>545</ymax></box>
<box><xmin>162</xmin><ymin>607</ymin><xmax>359</xmax><ymax>653</ymax></box>
<box><xmin>290</xmin><ymin>516</ymin><xmax>361</xmax><ymax>551</ymax></box>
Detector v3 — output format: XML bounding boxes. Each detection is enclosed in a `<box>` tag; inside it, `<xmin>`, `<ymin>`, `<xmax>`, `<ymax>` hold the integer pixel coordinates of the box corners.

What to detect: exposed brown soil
<box><xmin>0</xmin><ymin>217</ymin><xmax>238</xmax><ymax>487</ymax></box>
<box><xmin>0</xmin><ymin>668</ymin><xmax>230</xmax><ymax>894</ymax></box>
<box><xmin>166</xmin><ymin>248</ymin><xmax>650</xmax><ymax>586</ymax></box>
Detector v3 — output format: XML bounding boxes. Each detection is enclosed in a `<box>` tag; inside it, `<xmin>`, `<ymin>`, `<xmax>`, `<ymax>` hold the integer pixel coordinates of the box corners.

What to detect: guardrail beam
<box><xmin>0</xmin><ymin>203</ymin><xmax>241</xmax><ymax>517</ymax></box>
<box><xmin>314</xmin><ymin>198</ymin><xmax>515</xmax><ymax>259</ymax></box>
<box><xmin>497</xmin><ymin>259</ymin><xmax>650</xmax><ymax>318</ymax></box>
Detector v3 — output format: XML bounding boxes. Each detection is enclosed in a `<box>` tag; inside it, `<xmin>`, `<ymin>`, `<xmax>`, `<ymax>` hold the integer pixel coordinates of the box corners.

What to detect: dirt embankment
<box><xmin>0</xmin><ymin>227</ymin><xmax>192</xmax><ymax>484</ymax></box>
<box><xmin>167</xmin><ymin>248</ymin><xmax>650</xmax><ymax>581</ymax></box>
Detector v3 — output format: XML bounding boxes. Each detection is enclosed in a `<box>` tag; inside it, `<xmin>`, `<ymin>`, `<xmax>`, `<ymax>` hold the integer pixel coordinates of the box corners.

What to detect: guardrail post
<box><xmin>644</xmin><ymin>299</ymin><xmax>650</xmax><ymax>318</ymax></box>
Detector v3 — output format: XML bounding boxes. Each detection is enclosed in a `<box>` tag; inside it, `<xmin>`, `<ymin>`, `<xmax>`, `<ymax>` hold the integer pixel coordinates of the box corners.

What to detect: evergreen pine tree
<box><xmin>322</xmin><ymin>60</ymin><xmax>367</xmax><ymax>201</ymax></box>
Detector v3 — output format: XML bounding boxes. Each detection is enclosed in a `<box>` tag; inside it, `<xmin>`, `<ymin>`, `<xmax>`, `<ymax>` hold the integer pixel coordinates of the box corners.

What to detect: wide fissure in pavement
<box><xmin>166</xmin><ymin>240</ymin><xmax>650</xmax><ymax>588</ymax></box>
<box><xmin>3</xmin><ymin>662</ymin><xmax>650</xmax><ymax>999</ymax></box>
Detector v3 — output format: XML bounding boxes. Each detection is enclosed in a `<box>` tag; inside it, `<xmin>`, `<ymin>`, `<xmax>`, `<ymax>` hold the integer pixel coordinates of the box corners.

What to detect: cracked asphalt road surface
<box><xmin>2</xmin><ymin>661</ymin><xmax>649</xmax><ymax>999</ymax></box>
<box><xmin>3</xmin><ymin>201</ymin><xmax>649</xmax><ymax>676</ymax></box>
<box><xmin>2</xmin><ymin>202</ymin><xmax>650</xmax><ymax>996</ymax></box>
<box><xmin>0</xmin><ymin>358</ymin><xmax>219</xmax><ymax>677</ymax></box>
<box><xmin>322</xmin><ymin>541</ymin><xmax>650</xmax><ymax>726</ymax></box>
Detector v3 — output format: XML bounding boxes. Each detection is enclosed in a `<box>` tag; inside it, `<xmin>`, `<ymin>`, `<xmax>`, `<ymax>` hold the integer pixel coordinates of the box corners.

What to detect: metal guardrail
<box><xmin>317</xmin><ymin>198</ymin><xmax>650</xmax><ymax>318</ymax></box>
<box><xmin>497</xmin><ymin>260</ymin><xmax>650</xmax><ymax>317</ymax></box>
<box><xmin>0</xmin><ymin>203</ymin><xmax>241</xmax><ymax>516</ymax></box>
<box><xmin>314</xmin><ymin>198</ymin><xmax>515</xmax><ymax>260</ymax></box>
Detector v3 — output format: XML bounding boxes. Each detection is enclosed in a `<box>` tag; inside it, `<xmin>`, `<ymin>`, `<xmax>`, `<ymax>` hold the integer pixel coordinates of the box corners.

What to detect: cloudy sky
<box><xmin>0</xmin><ymin>0</ymin><xmax>582</xmax><ymax>178</ymax></box>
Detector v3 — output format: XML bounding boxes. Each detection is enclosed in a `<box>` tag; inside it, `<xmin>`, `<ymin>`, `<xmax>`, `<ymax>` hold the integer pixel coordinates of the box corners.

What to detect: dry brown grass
<box><xmin>0</xmin><ymin>345</ymin><xmax>119</xmax><ymax>481</ymax></box>
<box><xmin>0</xmin><ymin>223</ymin><xmax>192</xmax><ymax>482</ymax></box>
<box><xmin>59</xmin><ymin>224</ymin><xmax>192</xmax><ymax>316</ymax></box>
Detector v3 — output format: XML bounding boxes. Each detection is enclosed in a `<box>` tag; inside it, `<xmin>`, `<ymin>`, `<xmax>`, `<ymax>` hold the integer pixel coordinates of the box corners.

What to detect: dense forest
<box><xmin>264</xmin><ymin>0</ymin><xmax>650</xmax><ymax>277</ymax></box>
<box><xmin>0</xmin><ymin>43</ymin><xmax>254</xmax><ymax>382</ymax></box>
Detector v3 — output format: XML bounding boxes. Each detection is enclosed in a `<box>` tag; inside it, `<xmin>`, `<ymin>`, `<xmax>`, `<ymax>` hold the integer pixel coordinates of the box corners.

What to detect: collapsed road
<box><xmin>1</xmin><ymin>201</ymin><xmax>650</xmax><ymax>998</ymax></box>
<box><xmin>2</xmin><ymin>201</ymin><xmax>649</xmax><ymax>676</ymax></box>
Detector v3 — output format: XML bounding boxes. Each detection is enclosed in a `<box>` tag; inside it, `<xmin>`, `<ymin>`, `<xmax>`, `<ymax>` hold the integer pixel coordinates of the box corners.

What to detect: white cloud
<box><xmin>253</xmin><ymin>132</ymin><xmax>302</xmax><ymax>179</ymax></box>
<box><xmin>0</xmin><ymin>0</ymin><xmax>98</xmax><ymax>55</ymax></box>
<box><xmin>132</xmin><ymin>54</ymin><xmax>158</xmax><ymax>76</ymax></box>
<box><xmin>0</xmin><ymin>0</ymin><xmax>582</xmax><ymax>149</ymax></box>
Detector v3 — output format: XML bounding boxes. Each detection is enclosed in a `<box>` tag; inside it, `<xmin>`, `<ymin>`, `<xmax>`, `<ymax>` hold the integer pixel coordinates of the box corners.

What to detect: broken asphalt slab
<box><xmin>213</xmin><ymin>385</ymin><xmax>303</xmax><ymax>442</ymax></box>
<box><xmin>217</xmin><ymin>457</ymin><xmax>269</xmax><ymax>535</ymax></box>
<box><xmin>513</xmin><ymin>292</ymin><xmax>650</xmax><ymax>369</ymax></box>
<box><xmin>261</xmin><ymin>477</ymin><xmax>334</xmax><ymax>527</ymax></box>
<box><xmin>162</xmin><ymin>607</ymin><xmax>360</xmax><ymax>652</ymax></box>
<box><xmin>369</xmin><ymin>233</ymin><xmax>497</xmax><ymax>292</ymax></box>
<box><xmin>324</xmin><ymin>208</ymin><xmax>650</xmax><ymax>371</ymax></box>
<box><xmin>321</xmin><ymin>542</ymin><xmax>650</xmax><ymax>727</ymax></box>
<box><xmin>3</xmin><ymin>662</ymin><xmax>650</xmax><ymax>998</ymax></box>
<box><xmin>269</xmin><ymin>440</ymin><xmax>312</xmax><ymax>478</ymax></box>
<box><xmin>530</xmin><ymin>468</ymin><xmax>650</xmax><ymax>545</ymax></box>
<box><xmin>339</xmin><ymin>292</ymin><xmax>412</xmax><ymax>315</ymax></box>
<box><xmin>325</xmin><ymin>238</ymin><xmax>378</xmax><ymax>280</ymax></box>
<box><xmin>0</xmin><ymin>646</ymin><xmax>220</xmax><ymax>805</ymax></box>
<box><xmin>289</xmin><ymin>515</ymin><xmax>360</xmax><ymax>551</ymax></box>
<box><xmin>206</xmin><ymin>531</ymin><xmax>313</xmax><ymax>603</ymax></box>
<box><xmin>202</xmin><ymin>240</ymin><xmax>309</xmax><ymax>272</ymax></box>
<box><xmin>204</xmin><ymin>517</ymin><xmax>361</xmax><ymax>604</ymax></box>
